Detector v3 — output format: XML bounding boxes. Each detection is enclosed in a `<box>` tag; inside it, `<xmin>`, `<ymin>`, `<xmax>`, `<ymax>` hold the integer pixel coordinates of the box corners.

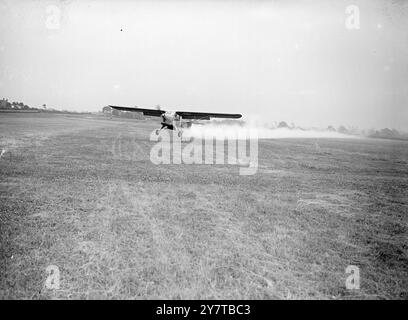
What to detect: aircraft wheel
<box><xmin>155</xmin><ymin>129</ymin><xmax>160</xmax><ymax>135</ymax></box>
<box><xmin>177</xmin><ymin>131</ymin><xmax>182</xmax><ymax>138</ymax></box>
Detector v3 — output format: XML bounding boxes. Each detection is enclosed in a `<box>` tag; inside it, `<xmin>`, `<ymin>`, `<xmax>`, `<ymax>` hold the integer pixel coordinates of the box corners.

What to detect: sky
<box><xmin>0</xmin><ymin>0</ymin><xmax>407</xmax><ymax>130</ymax></box>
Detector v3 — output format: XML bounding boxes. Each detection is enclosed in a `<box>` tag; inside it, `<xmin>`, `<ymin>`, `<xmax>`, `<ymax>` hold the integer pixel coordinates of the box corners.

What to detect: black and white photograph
<box><xmin>0</xmin><ymin>0</ymin><xmax>407</xmax><ymax>304</ymax></box>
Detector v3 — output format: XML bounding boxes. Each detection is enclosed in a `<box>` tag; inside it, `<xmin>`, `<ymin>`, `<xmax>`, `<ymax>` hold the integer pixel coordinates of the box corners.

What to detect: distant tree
<box><xmin>327</xmin><ymin>125</ymin><xmax>336</xmax><ymax>132</ymax></box>
<box><xmin>338</xmin><ymin>125</ymin><xmax>348</xmax><ymax>134</ymax></box>
<box><xmin>278</xmin><ymin>121</ymin><xmax>289</xmax><ymax>128</ymax></box>
<box><xmin>155</xmin><ymin>104</ymin><xmax>161</xmax><ymax>110</ymax></box>
<box><xmin>367</xmin><ymin>128</ymin><xmax>406</xmax><ymax>140</ymax></box>
<box><xmin>42</xmin><ymin>104</ymin><xmax>47</xmax><ymax>109</ymax></box>
<box><xmin>391</xmin><ymin>129</ymin><xmax>400</xmax><ymax>137</ymax></box>
<box><xmin>380</xmin><ymin>128</ymin><xmax>394</xmax><ymax>138</ymax></box>
<box><xmin>0</xmin><ymin>98</ymin><xmax>11</xmax><ymax>109</ymax></box>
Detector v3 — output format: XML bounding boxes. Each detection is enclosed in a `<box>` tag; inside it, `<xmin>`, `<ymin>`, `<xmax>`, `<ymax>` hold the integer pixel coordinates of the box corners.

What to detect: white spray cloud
<box><xmin>183</xmin><ymin>123</ymin><xmax>357</xmax><ymax>140</ymax></box>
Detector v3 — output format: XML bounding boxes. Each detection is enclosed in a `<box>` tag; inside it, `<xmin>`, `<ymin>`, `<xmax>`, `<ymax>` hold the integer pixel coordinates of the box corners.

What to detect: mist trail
<box><xmin>183</xmin><ymin>123</ymin><xmax>357</xmax><ymax>140</ymax></box>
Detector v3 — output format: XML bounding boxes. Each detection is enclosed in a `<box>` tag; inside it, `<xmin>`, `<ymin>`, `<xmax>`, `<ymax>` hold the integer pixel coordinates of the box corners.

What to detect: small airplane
<box><xmin>109</xmin><ymin>105</ymin><xmax>242</xmax><ymax>137</ymax></box>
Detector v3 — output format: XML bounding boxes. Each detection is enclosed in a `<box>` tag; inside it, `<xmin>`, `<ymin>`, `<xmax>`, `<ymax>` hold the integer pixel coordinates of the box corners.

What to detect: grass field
<box><xmin>0</xmin><ymin>113</ymin><xmax>407</xmax><ymax>299</ymax></box>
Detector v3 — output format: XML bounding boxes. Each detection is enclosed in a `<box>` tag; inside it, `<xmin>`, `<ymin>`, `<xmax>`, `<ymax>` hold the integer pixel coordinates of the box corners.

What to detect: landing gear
<box><xmin>155</xmin><ymin>128</ymin><xmax>182</xmax><ymax>137</ymax></box>
<box><xmin>156</xmin><ymin>124</ymin><xmax>166</xmax><ymax>135</ymax></box>
<box><xmin>154</xmin><ymin>117</ymin><xmax>183</xmax><ymax>137</ymax></box>
<box><xmin>176</xmin><ymin>115</ymin><xmax>183</xmax><ymax>138</ymax></box>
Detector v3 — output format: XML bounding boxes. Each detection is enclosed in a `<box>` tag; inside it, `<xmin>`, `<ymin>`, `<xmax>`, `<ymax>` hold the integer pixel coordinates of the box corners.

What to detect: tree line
<box><xmin>0</xmin><ymin>98</ymin><xmax>85</xmax><ymax>114</ymax></box>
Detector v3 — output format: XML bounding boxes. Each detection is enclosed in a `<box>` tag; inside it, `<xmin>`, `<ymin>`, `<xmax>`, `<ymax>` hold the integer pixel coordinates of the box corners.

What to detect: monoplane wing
<box><xmin>109</xmin><ymin>105</ymin><xmax>165</xmax><ymax>117</ymax></box>
<box><xmin>109</xmin><ymin>105</ymin><xmax>242</xmax><ymax>120</ymax></box>
<box><xmin>175</xmin><ymin>111</ymin><xmax>242</xmax><ymax>120</ymax></box>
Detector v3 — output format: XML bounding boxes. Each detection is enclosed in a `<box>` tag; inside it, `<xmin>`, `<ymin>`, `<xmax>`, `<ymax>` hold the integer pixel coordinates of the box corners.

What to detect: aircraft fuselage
<box><xmin>161</xmin><ymin>111</ymin><xmax>178</xmax><ymax>129</ymax></box>
<box><xmin>160</xmin><ymin>111</ymin><xmax>192</xmax><ymax>130</ymax></box>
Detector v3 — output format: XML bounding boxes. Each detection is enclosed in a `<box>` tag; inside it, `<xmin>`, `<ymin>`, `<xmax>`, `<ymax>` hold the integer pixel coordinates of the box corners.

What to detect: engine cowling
<box><xmin>163</xmin><ymin>111</ymin><xmax>176</xmax><ymax>122</ymax></box>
